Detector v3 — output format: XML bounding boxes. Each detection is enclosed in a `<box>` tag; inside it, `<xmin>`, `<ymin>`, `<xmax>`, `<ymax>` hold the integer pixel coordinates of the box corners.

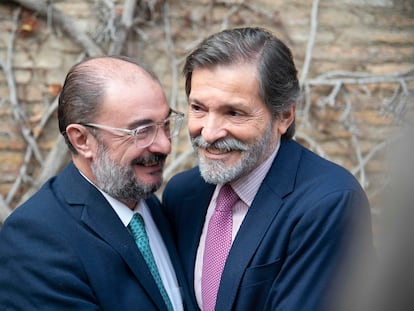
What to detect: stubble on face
<box><xmin>191</xmin><ymin>123</ymin><xmax>274</xmax><ymax>184</ymax></box>
<box><xmin>91</xmin><ymin>142</ymin><xmax>166</xmax><ymax>204</ymax></box>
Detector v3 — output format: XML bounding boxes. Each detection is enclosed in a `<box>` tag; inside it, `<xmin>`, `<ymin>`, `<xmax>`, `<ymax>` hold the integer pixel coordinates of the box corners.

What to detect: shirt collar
<box><xmin>230</xmin><ymin>141</ymin><xmax>280</xmax><ymax>206</ymax></box>
<box><xmin>78</xmin><ymin>170</ymin><xmax>139</xmax><ymax>227</ymax></box>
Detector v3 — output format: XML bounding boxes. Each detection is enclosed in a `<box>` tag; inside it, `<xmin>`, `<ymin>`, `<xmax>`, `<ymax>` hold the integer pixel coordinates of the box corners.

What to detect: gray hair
<box><xmin>58</xmin><ymin>55</ymin><xmax>160</xmax><ymax>153</ymax></box>
<box><xmin>183</xmin><ymin>27</ymin><xmax>300</xmax><ymax>139</ymax></box>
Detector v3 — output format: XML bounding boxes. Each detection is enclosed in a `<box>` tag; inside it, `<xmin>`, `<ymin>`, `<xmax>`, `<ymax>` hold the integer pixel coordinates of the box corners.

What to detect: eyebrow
<box><xmin>190</xmin><ymin>98</ymin><xmax>247</xmax><ymax>111</ymax></box>
<box><xmin>189</xmin><ymin>98</ymin><xmax>204</xmax><ymax>106</ymax></box>
<box><xmin>126</xmin><ymin>109</ymin><xmax>173</xmax><ymax>129</ymax></box>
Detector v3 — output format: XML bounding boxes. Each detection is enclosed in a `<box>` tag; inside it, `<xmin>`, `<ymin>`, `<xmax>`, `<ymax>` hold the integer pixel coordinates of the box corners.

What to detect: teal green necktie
<box><xmin>128</xmin><ymin>213</ymin><xmax>174</xmax><ymax>311</ymax></box>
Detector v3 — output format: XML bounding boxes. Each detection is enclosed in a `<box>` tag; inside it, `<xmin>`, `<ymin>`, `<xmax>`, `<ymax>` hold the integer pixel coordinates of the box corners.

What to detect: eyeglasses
<box><xmin>81</xmin><ymin>110</ymin><xmax>184</xmax><ymax>148</ymax></box>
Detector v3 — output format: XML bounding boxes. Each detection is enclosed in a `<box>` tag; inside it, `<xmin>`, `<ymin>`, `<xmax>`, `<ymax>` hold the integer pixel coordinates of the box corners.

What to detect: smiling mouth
<box><xmin>133</xmin><ymin>154</ymin><xmax>166</xmax><ymax>167</ymax></box>
<box><xmin>142</xmin><ymin>160</ymin><xmax>160</xmax><ymax>167</ymax></box>
<box><xmin>205</xmin><ymin>146</ymin><xmax>233</xmax><ymax>155</ymax></box>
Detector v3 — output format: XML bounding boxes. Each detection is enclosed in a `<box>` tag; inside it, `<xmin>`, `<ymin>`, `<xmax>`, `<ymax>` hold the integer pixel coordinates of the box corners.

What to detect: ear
<box><xmin>276</xmin><ymin>104</ymin><xmax>296</xmax><ymax>135</ymax></box>
<box><xmin>65</xmin><ymin>124</ymin><xmax>96</xmax><ymax>159</ymax></box>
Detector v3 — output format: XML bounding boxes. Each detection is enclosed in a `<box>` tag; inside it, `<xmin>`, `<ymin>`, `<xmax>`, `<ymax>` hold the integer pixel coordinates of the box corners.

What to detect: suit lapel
<box><xmin>57</xmin><ymin>163</ymin><xmax>168</xmax><ymax>311</ymax></box>
<box><xmin>146</xmin><ymin>197</ymin><xmax>184</xmax><ymax>286</ymax></box>
<box><xmin>182</xmin><ymin>184</ymin><xmax>216</xmax><ymax>290</ymax></box>
<box><xmin>147</xmin><ymin>196</ymin><xmax>174</xmax><ymax>258</ymax></box>
<box><xmin>149</xmin><ymin>197</ymin><xmax>199</xmax><ymax>311</ymax></box>
<box><xmin>215</xmin><ymin>184</ymin><xmax>282</xmax><ymax>311</ymax></box>
<box><xmin>215</xmin><ymin>140</ymin><xmax>302</xmax><ymax>311</ymax></box>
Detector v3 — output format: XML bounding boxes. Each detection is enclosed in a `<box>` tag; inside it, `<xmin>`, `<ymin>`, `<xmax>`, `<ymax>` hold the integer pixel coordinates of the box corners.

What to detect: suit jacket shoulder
<box><xmin>0</xmin><ymin>162</ymin><xmax>193</xmax><ymax>310</ymax></box>
<box><xmin>163</xmin><ymin>139</ymin><xmax>373</xmax><ymax>311</ymax></box>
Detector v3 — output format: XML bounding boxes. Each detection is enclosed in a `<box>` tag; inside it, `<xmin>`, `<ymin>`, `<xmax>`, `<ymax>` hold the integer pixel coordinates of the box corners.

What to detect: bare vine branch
<box><xmin>0</xmin><ymin>8</ymin><xmax>43</xmax><ymax>164</ymax></box>
<box><xmin>298</xmin><ymin>66</ymin><xmax>414</xmax><ymax>195</ymax></box>
<box><xmin>0</xmin><ymin>8</ymin><xmax>35</xmax><ymax>218</ymax></box>
<box><xmin>1</xmin><ymin>0</ymin><xmax>106</xmax><ymax>219</ymax></box>
<box><xmin>299</xmin><ymin>0</ymin><xmax>319</xmax><ymax>86</ymax></box>
<box><xmin>18</xmin><ymin>136</ymin><xmax>70</xmax><ymax>206</ymax></box>
<box><xmin>1</xmin><ymin>0</ymin><xmax>412</xmax><ymax>221</ymax></box>
<box><xmin>162</xmin><ymin>1</ymin><xmax>181</xmax><ymax>162</ymax></box>
<box><xmin>11</xmin><ymin>0</ymin><xmax>103</xmax><ymax>56</ymax></box>
<box><xmin>0</xmin><ymin>195</ymin><xmax>10</xmax><ymax>222</ymax></box>
<box><xmin>108</xmin><ymin>0</ymin><xmax>138</xmax><ymax>55</ymax></box>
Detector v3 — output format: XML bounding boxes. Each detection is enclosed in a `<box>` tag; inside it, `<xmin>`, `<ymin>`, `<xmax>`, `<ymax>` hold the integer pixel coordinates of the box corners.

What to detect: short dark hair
<box><xmin>183</xmin><ymin>27</ymin><xmax>300</xmax><ymax>139</ymax></box>
<box><xmin>58</xmin><ymin>55</ymin><xmax>159</xmax><ymax>153</ymax></box>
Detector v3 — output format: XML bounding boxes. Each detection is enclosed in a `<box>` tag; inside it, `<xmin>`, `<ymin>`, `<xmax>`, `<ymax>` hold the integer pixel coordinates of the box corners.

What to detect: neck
<box><xmin>125</xmin><ymin>200</ymin><xmax>139</xmax><ymax>211</ymax></box>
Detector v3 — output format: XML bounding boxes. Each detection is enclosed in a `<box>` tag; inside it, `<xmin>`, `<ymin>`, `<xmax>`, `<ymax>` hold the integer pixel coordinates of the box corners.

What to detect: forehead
<box><xmin>189</xmin><ymin>62</ymin><xmax>262</xmax><ymax>106</ymax></box>
<box><xmin>98</xmin><ymin>73</ymin><xmax>169</xmax><ymax>126</ymax></box>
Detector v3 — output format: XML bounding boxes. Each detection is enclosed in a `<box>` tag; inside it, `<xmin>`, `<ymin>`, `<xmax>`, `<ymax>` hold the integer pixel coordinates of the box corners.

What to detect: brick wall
<box><xmin>0</xmin><ymin>0</ymin><xmax>413</xmax><ymax>220</ymax></box>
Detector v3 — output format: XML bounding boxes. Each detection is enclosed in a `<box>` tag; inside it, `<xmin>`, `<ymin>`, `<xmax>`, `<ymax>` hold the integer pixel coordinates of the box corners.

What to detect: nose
<box><xmin>148</xmin><ymin>127</ymin><xmax>171</xmax><ymax>154</ymax></box>
<box><xmin>200</xmin><ymin>115</ymin><xmax>227</xmax><ymax>143</ymax></box>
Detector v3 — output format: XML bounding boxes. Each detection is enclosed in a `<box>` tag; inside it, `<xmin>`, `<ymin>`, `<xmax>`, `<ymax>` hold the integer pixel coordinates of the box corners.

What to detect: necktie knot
<box><xmin>215</xmin><ymin>184</ymin><xmax>239</xmax><ymax>212</ymax></box>
<box><xmin>129</xmin><ymin>213</ymin><xmax>148</xmax><ymax>243</ymax></box>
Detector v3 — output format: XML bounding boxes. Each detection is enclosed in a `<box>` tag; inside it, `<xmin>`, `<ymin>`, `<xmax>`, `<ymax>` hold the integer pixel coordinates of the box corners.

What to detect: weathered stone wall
<box><xmin>0</xmin><ymin>0</ymin><xmax>413</xmax><ymax>221</ymax></box>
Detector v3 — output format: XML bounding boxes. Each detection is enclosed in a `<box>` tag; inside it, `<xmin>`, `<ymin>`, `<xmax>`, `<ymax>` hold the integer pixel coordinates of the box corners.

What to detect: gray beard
<box><xmin>192</xmin><ymin>124</ymin><xmax>274</xmax><ymax>184</ymax></box>
<box><xmin>91</xmin><ymin>143</ymin><xmax>161</xmax><ymax>204</ymax></box>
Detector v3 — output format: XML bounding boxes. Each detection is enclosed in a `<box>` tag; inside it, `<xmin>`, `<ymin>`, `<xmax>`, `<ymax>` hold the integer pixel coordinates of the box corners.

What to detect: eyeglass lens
<box><xmin>133</xmin><ymin>115</ymin><xmax>182</xmax><ymax>147</ymax></box>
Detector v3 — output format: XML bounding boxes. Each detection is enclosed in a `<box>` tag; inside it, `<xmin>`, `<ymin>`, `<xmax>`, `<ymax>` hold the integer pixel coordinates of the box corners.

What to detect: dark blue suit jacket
<box><xmin>163</xmin><ymin>140</ymin><xmax>374</xmax><ymax>311</ymax></box>
<box><xmin>0</xmin><ymin>162</ymin><xmax>197</xmax><ymax>311</ymax></box>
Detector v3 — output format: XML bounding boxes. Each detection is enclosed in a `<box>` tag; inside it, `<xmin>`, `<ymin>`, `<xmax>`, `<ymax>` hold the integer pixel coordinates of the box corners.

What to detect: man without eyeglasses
<box><xmin>162</xmin><ymin>27</ymin><xmax>374</xmax><ymax>311</ymax></box>
<box><xmin>0</xmin><ymin>56</ymin><xmax>197</xmax><ymax>311</ymax></box>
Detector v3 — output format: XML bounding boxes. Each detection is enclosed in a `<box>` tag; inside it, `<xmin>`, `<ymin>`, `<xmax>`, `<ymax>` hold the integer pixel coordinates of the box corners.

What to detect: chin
<box><xmin>199</xmin><ymin>160</ymin><xmax>243</xmax><ymax>185</ymax></box>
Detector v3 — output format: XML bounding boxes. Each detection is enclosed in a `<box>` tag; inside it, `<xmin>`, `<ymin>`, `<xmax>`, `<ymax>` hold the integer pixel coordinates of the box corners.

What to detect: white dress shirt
<box><xmin>80</xmin><ymin>173</ymin><xmax>183</xmax><ymax>311</ymax></box>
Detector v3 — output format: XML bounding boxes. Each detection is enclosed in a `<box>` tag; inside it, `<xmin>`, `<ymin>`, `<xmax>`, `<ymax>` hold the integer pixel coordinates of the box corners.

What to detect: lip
<box><xmin>200</xmin><ymin>147</ymin><xmax>236</xmax><ymax>160</ymax></box>
<box><xmin>135</xmin><ymin>161</ymin><xmax>164</xmax><ymax>174</ymax></box>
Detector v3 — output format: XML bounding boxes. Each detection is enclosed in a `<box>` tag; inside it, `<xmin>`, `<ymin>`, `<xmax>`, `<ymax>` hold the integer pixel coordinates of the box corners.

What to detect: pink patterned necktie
<box><xmin>202</xmin><ymin>184</ymin><xmax>239</xmax><ymax>311</ymax></box>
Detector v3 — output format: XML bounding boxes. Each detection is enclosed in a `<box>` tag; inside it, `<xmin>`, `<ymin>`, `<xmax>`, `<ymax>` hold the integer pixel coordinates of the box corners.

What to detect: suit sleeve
<box><xmin>266</xmin><ymin>188</ymin><xmax>372</xmax><ymax>311</ymax></box>
<box><xmin>0</xmin><ymin>212</ymin><xmax>100</xmax><ymax>310</ymax></box>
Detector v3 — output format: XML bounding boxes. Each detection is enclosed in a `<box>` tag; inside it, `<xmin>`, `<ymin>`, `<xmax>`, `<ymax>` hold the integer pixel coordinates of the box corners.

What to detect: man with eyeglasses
<box><xmin>0</xmin><ymin>56</ymin><xmax>197</xmax><ymax>311</ymax></box>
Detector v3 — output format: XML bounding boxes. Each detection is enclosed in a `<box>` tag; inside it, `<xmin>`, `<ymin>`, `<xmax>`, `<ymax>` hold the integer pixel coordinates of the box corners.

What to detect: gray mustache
<box><xmin>192</xmin><ymin>136</ymin><xmax>248</xmax><ymax>152</ymax></box>
<box><xmin>132</xmin><ymin>153</ymin><xmax>167</xmax><ymax>166</ymax></box>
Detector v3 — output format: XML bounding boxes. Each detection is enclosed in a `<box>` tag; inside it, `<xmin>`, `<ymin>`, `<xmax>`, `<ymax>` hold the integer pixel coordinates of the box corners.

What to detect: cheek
<box><xmin>239</xmin><ymin>125</ymin><xmax>275</xmax><ymax>149</ymax></box>
<box><xmin>236</xmin><ymin>122</ymin><xmax>265</xmax><ymax>139</ymax></box>
<box><xmin>111</xmin><ymin>147</ymin><xmax>137</xmax><ymax>166</ymax></box>
<box><xmin>188</xmin><ymin>117</ymin><xmax>202</xmax><ymax>136</ymax></box>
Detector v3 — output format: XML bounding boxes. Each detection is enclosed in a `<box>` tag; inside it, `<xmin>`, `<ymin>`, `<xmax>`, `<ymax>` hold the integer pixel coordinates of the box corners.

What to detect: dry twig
<box><xmin>108</xmin><ymin>0</ymin><xmax>138</xmax><ymax>55</ymax></box>
<box><xmin>12</xmin><ymin>0</ymin><xmax>103</xmax><ymax>56</ymax></box>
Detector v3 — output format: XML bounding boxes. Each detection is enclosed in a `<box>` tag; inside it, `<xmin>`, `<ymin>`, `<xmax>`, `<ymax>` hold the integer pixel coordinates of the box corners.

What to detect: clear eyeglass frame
<box><xmin>80</xmin><ymin>109</ymin><xmax>184</xmax><ymax>148</ymax></box>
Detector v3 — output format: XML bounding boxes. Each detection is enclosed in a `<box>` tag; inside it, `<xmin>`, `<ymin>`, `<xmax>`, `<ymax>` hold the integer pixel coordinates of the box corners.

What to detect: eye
<box><xmin>134</xmin><ymin>125</ymin><xmax>155</xmax><ymax>138</ymax></box>
<box><xmin>163</xmin><ymin>119</ymin><xmax>172</xmax><ymax>135</ymax></box>
<box><xmin>190</xmin><ymin>103</ymin><xmax>203</xmax><ymax>112</ymax></box>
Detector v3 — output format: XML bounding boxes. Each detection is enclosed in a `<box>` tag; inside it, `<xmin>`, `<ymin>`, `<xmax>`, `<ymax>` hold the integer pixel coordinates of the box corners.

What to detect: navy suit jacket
<box><xmin>0</xmin><ymin>162</ymin><xmax>197</xmax><ymax>311</ymax></box>
<box><xmin>163</xmin><ymin>140</ymin><xmax>374</xmax><ymax>311</ymax></box>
